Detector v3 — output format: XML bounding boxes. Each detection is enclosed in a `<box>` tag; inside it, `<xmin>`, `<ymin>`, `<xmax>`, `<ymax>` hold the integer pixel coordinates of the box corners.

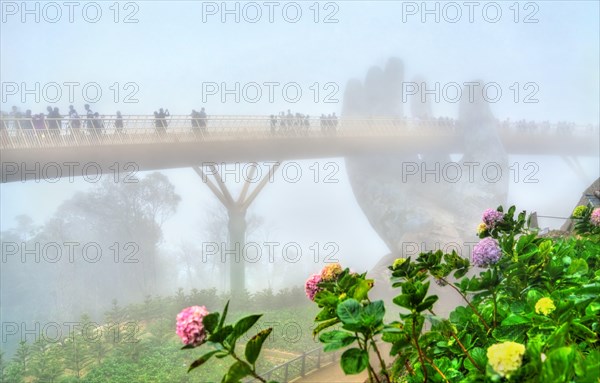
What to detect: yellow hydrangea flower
<box><xmin>477</xmin><ymin>222</ymin><xmax>487</xmax><ymax>235</ymax></box>
<box><xmin>572</xmin><ymin>205</ymin><xmax>587</xmax><ymax>218</ymax></box>
<box><xmin>392</xmin><ymin>258</ymin><xmax>406</xmax><ymax>269</ymax></box>
<box><xmin>320</xmin><ymin>263</ymin><xmax>343</xmax><ymax>281</ymax></box>
<box><xmin>487</xmin><ymin>341</ymin><xmax>526</xmax><ymax>378</ymax></box>
<box><xmin>535</xmin><ymin>297</ymin><xmax>556</xmax><ymax>316</ymax></box>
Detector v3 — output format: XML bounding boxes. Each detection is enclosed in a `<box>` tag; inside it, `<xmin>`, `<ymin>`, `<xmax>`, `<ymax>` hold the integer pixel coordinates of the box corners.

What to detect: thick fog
<box><xmin>0</xmin><ymin>0</ymin><xmax>598</xmax><ymax>367</ymax></box>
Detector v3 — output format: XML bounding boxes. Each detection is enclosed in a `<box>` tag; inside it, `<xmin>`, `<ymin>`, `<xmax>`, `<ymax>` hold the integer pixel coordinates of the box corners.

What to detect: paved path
<box><xmin>294</xmin><ymin>361</ymin><xmax>369</xmax><ymax>382</ymax></box>
<box><xmin>294</xmin><ymin>343</ymin><xmax>392</xmax><ymax>383</ymax></box>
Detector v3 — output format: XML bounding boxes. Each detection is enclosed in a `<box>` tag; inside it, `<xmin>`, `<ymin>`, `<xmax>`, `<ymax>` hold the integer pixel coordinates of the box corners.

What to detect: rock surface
<box><xmin>343</xmin><ymin>58</ymin><xmax>509</xmax><ymax>313</ymax></box>
<box><xmin>560</xmin><ymin>178</ymin><xmax>600</xmax><ymax>232</ymax></box>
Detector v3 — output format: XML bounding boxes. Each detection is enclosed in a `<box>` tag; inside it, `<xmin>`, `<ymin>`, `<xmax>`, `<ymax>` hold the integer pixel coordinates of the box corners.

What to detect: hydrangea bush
<box><xmin>307</xmin><ymin>206</ymin><xmax>598</xmax><ymax>382</ymax></box>
<box><xmin>179</xmin><ymin>205</ymin><xmax>599</xmax><ymax>382</ymax></box>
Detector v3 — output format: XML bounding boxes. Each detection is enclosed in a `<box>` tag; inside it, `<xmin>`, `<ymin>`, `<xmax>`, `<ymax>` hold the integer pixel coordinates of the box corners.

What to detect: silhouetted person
<box><xmin>198</xmin><ymin>107</ymin><xmax>207</xmax><ymax>133</ymax></box>
<box><xmin>115</xmin><ymin>111</ymin><xmax>124</xmax><ymax>134</ymax></box>
<box><xmin>10</xmin><ymin>106</ymin><xmax>22</xmax><ymax>131</ymax></box>
<box><xmin>191</xmin><ymin>109</ymin><xmax>201</xmax><ymax>135</ymax></box>
<box><xmin>279</xmin><ymin>111</ymin><xmax>286</xmax><ymax>131</ymax></box>
<box><xmin>270</xmin><ymin>114</ymin><xmax>277</xmax><ymax>134</ymax></box>
<box><xmin>154</xmin><ymin>111</ymin><xmax>163</xmax><ymax>134</ymax></box>
<box><xmin>158</xmin><ymin>108</ymin><xmax>170</xmax><ymax>130</ymax></box>
<box><xmin>33</xmin><ymin>114</ymin><xmax>45</xmax><ymax>135</ymax></box>
<box><xmin>92</xmin><ymin>112</ymin><xmax>103</xmax><ymax>140</ymax></box>
<box><xmin>68</xmin><ymin>105</ymin><xmax>81</xmax><ymax>133</ymax></box>
<box><xmin>332</xmin><ymin>112</ymin><xmax>338</xmax><ymax>133</ymax></box>
<box><xmin>46</xmin><ymin>106</ymin><xmax>56</xmax><ymax>131</ymax></box>
<box><xmin>53</xmin><ymin>107</ymin><xmax>62</xmax><ymax>138</ymax></box>
<box><xmin>22</xmin><ymin>110</ymin><xmax>33</xmax><ymax>135</ymax></box>
<box><xmin>304</xmin><ymin>114</ymin><xmax>310</xmax><ymax>135</ymax></box>
<box><xmin>84</xmin><ymin>104</ymin><xmax>94</xmax><ymax>131</ymax></box>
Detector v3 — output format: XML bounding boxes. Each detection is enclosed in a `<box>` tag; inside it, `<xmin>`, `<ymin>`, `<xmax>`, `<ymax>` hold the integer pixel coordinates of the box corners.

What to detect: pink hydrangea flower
<box><xmin>176</xmin><ymin>306</ymin><xmax>209</xmax><ymax>346</ymax></box>
<box><xmin>472</xmin><ymin>237</ymin><xmax>502</xmax><ymax>268</ymax></box>
<box><xmin>483</xmin><ymin>208</ymin><xmax>504</xmax><ymax>229</ymax></box>
<box><xmin>305</xmin><ymin>273</ymin><xmax>322</xmax><ymax>301</ymax></box>
<box><xmin>591</xmin><ymin>208</ymin><xmax>600</xmax><ymax>227</ymax></box>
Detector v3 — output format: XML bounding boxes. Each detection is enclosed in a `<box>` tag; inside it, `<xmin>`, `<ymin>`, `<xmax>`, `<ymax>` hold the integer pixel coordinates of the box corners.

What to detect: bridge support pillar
<box><xmin>228</xmin><ymin>208</ymin><xmax>247</xmax><ymax>296</ymax></box>
<box><xmin>193</xmin><ymin>162</ymin><xmax>280</xmax><ymax>298</ymax></box>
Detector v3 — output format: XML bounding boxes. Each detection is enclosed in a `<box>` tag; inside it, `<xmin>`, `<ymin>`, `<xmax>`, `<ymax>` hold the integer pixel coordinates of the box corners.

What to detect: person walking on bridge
<box><xmin>198</xmin><ymin>107</ymin><xmax>207</xmax><ymax>135</ymax></box>
<box><xmin>115</xmin><ymin>111</ymin><xmax>124</xmax><ymax>135</ymax></box>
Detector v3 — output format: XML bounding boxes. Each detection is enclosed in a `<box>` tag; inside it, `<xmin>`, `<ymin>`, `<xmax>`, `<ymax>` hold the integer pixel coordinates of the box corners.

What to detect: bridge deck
<box><xmin>1</xmin><ymin>116</ymin><xmax>597</xmax><ymax>183</ymax></box>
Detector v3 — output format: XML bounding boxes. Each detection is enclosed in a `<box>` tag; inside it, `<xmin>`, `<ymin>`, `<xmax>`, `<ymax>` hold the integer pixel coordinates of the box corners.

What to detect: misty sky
<box><xmin>1</xmin><ymin>0</ymin><xmax>599</xmax><ymax>274</ymax></box>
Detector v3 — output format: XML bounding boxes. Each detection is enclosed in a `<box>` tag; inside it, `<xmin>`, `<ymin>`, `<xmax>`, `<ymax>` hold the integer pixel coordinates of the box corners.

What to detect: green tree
<box><xmin>29</xmin><ymin>338</ymin><xmax>63</xmax><ymax>383</ymax></box>
<box><xmin>62</xmin><ymin>322</ymin><xmax>92</xmax><ymax>381</ymax></box>
<box><xmin>12</xmin><ymin>341</ymin><xmax>30</xmax><ymax>376</ymax></box>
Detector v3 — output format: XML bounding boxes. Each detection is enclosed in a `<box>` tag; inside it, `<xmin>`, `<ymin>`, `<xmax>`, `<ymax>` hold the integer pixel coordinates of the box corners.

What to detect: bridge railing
<box><xmin>0</xmin><ymin>115</ymin><xmax>596</xmax><ymax>149</ymax></box>
<box><xmin>0</xmin><ymin>115</ymin><xmax>459</xmax><ymax>149</ymax></box>
<box><xmin>243</xmin><ymin>346</ymin><xmax>342</xmax><ymax>383</ymax></box>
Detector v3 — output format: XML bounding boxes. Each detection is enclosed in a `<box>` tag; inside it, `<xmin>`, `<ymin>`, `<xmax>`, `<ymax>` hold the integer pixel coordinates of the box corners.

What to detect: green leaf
<box><xmin>541</xmin><ymin>346</ymin><xmax>575</xmax><ymax>382</ymax></box>
<box><xmin>312</xmin><ymin>317</ymin><xmax>340</xmax><ymax>337</ymax></box>
<box><xmin>315</xmin><ymin>307</ymin><xmax>336</xmax><ymax>321</ymax></box>
<box><xmin>222</xmin><ymin>361</ymin><xmax>253</xmax><ymax>383</ymax></box>
<box><xmin>393</xmin><ymin>294</ymin><xmax>413</xmax><ymax>310</ymax></box>
<box><xmin>360</xmin><ymin>300</ymin><xmax>385</xmax><ymax>327</ymax></box>
<box><xmin>218</xmin><ymin>300</ymin><xmax>230</xmax><ymax>330</ymax></box>
<box><xmin>336</xmin><ymin>299</ymin><xmax>361</xmax><ymax>325</ymax></box>
<box><xmin>340</xmin><ymin>348</ymin><xmax>369</xmax><ymax>374</ymax></box>
<box><xmin>416</xmin><ymin>295</ymin><xmax>438</xmax><ymax>312</ymax></box>
<box><xmin>501</xmin><ymin>314</ymin><xmax>530</xmax><ymax>326</ymax></box>
<box><xmin>203</xmin><ymin>312</ymin><xmax>220</xmax><ymax>334</ymax></box>
<box><xmin>245</xmin><ymin>328</ymin><xmax>272</xmax><ymax>365</ymax></box>
<box><xmin>233</xmin><ymin>314</ymin><xmax>262</xmax><ymax>339</ymax></box>
<box><xmin>314</xmin><ymin>290</ymin><xmax>339</xmax><ymax>306</ymax></box>
<box><xmin>208</xmin><ymin>324</ymin><xmax>233</xmax><ymax>343</ymax></box>
<box><xmin>567</xmin><ymin>258</ymin><xmax>588</xmax><ymax>275</ymax></box>
<box><xmin>352</xmin><ymin>279</ymin><xmax>373</xmax><ymax>301</ymax></box>
<box><xmin>188</xmin><ymin>350</ymin><xmax>220</xmax><ymax>372</ymax></box>
<box><xmin>319</xmin><ymin>330</ymin><xmax>356</xmax><ymax>351</ymax></box>
<box><xmin>571</xmin><ymin>322</ymin><xmax>597</xmax><ymax>343</ymax></box>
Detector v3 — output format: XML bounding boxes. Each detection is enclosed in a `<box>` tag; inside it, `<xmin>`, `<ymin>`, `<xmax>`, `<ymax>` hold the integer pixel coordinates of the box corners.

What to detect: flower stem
<box><xmin>370</xmin><ymin>338</ymin><xmax>390</xmax><ymax>382</ymax></box>
<box><xmin>424</xmin><ymin>355</ymin><xmax>449</xmax><ymax>383</ymax></box>
<box><xmin>492</xmin><ymin>290</ymin><xmax>498</xmax><ymax>328</ymax></box>
<box><xmin>427</xmin><ymin>309</ymin><xmax>483</xmax><ymax>373</ymax></box>
<box><xmin>411</xmin><ymin>315</ymin><xmax>428</xmax><ymax>382</ymax></box>
<box><xmin>230</xmin><ymin>350</ymin><xmax>266</xmax><ymax>383</ymax></box>
<box><xmin>358</xmin><ymin>334</ymin><xmax>379</xmax><ymax>383</ymax></box>
<box><xmin>440</xmin><ymin>277</ymin><xmax>491</xmax><ymax>332</ymax></box>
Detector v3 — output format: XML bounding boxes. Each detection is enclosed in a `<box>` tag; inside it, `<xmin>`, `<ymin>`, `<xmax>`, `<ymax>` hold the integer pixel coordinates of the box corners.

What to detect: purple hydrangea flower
<box><xmin>591</xmin><ymin>209</ymin><xmax>600</xmax><ymax>227</ymax></box>
<box><xmin>483</xmin><ymin>209</ymin><xmax>504</xmax><ymax>229</ymax></box>
<box><xmin>472</xmin><ymin>237</ymin><xmax>502</xmax><ymax>268</ymax></box>
<box><xmin>305</xmin><ymin>273</ymin><xmax>322</xmax><ymax>301</ymax></box>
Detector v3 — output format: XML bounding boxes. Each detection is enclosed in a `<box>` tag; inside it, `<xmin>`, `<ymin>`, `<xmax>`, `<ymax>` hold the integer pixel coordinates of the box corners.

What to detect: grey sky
<box><xmin>1</xmin><ymin>0</ymin><xmax>599</xmax><ymax>274</ymax></box>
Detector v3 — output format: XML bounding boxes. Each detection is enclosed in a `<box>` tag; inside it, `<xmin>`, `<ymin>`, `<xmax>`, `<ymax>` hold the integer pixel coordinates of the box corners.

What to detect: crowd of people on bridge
<box><xmin>500</xmin><ymin>118</ymin><xmax>590</xmax><ymax>135</ymax></box>
<box><xmin>0</xmin><ymin>104</ymin><xmax>120</xmax><ymax>140</ymax></box>
<box><xmin>267</xmin><ymin>110</ymin><xmax>339</xmax><ymax>135</ymax></box>
<box><xmin>1</xmin><ymin>104</ymin><xmax>597</xmax><ymax>145</ymax></box>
